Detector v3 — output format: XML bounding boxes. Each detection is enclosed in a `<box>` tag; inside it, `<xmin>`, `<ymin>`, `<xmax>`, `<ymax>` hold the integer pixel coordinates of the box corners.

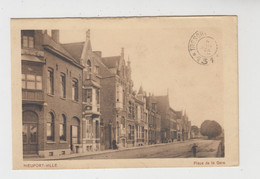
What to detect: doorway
<box><xmin>70</xmin><ymin>117</ymin><xmax>80</xmax><ymax>152</ymax></box>
<box><xmin>22</xmin><ymin>111</ymin><xmax>38</xmax><ymax>154</ymax></box>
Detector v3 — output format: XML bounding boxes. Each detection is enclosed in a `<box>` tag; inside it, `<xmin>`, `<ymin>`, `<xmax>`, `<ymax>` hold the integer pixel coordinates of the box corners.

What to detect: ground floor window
<box><xmin>47</xmin><ymin>112</ymin><xmax>55</xmax><ymax>141</ymax></box>
<box><xmin>128</xmin><ymin>125</ymin><xmax>134</xmax><ymax>140</ymax></box>
<box><xmin>59</xmin><ymin>114</ymin><xmax>66</xmax><ymax>141</ymax></box>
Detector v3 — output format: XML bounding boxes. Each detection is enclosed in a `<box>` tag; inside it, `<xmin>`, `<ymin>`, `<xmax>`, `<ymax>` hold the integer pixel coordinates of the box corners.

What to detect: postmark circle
<box><xmin>188</xmin><ymin>31</ymin><xmax>218</xmax><ymax>65</ymax></box>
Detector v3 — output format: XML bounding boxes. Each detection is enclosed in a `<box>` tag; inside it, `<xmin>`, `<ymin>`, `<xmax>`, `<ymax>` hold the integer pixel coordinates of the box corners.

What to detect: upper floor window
<box><xmin>47</xmin><ymin>68</ymin><xmax>54</xmax><ymax>95</ymax></box>
<box><xmin>87</xmin><ymin>60</ymin><xmax>92</xmax><ymax>72</ymax></box>
<box><xmin>96</xmin><ymin>89</ymin><xmax>100</xmax><ymax>104</ymax></box>
<box><xmin>22</xmin><ymin>74</ymin><xmax>42</xmax><ymax>90</ymax></box>
<box><xmin>72</xmin><ymin>79</ymin><xmax>78</xmax><ymax>101</ymax></box>
<box><xmin>152</xmin><ymin>103</ymin><xmax>156</xmax><ymax>111</ymax></box>
<box><xmin>22</xmin><ymin>36</ymin><xmax>34</xmax><ymax>48</ymax></box>
<box><xmin>60</xmin><ymin>73</ymin><xmax>66</xmax><ymax>98</ymax></box>
<box><xmin>21</xmin><ymin>30</ymin><xmax>35</xmax><ymax>49</ymax></box>
<box><xmin>95</xmin><ymin>66</ymin><xmax>99</xmax><ymax>74</ymax></box>
<box><xmin>83</xmin><ymin>88</ymin><xmax>92</xmax><ymax>103</ymax></box>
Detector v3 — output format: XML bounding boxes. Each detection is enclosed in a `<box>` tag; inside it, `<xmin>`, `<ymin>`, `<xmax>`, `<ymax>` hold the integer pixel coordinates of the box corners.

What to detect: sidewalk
<box><xmin>24</xmin><ymin>139</ymin><xmax>196</xmax><ymax>161</ymax></box>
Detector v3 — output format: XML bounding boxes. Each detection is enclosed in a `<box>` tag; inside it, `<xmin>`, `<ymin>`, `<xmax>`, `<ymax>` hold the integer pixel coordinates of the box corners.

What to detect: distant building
<box><xmin>175</xmin><ymin>110</ymin><xmax>191</xmax><ymax>141</ymax></box>
<box><xmin>99</xmin><ymin>48</ymin><xmax>134</xmax><ymax>149</ymax></box>
<box><xmin>146</xmin><ymin>94</ymin><xmax>161</xmax><ymax>144</ymax></box>
<box><xmin>154</xmin><ymin>95</ymin><xmax>177</xmax><ymax>143</ymax></box>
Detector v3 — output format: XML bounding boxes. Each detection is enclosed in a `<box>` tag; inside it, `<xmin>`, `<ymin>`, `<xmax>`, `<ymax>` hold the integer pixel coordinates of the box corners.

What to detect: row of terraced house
<box><xmin>21</xmin><ymin>29</ymin><xmax>191</xmax><ymax>158</ymax></box>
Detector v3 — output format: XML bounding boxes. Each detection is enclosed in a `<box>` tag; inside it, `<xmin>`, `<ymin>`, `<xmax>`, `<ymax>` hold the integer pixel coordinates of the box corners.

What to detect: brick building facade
<box><xmin>22</xmin><ymin>30</ymin><xmax>84</xmax><ymax>157</ymax></box>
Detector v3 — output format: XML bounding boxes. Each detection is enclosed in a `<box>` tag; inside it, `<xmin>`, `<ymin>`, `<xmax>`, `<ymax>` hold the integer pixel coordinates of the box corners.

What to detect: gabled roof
<box><xmin>95</xmin><ymin>55</ymin><xmax>115</xmax><ymax>78</ymax></box>
<box><xmin>101</xmin><ymin>56</ymin><xmax>120</xmax><ymax>69</ymax></box>
<box><xmin>42</xmin><ymin>34</ymin><xmax>82</xmax><ymax>66</ymax></box>
<box><xmin>62</xmin><ymin>42</ymin><xmax>85</xmax><ymax>60</ymax></box>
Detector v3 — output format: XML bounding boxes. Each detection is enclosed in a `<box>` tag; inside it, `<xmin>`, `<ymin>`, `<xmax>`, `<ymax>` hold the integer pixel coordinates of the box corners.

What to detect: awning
<box><xmin>22</xmin><ymin>55</ymin><xmax>44</xmax><ymax>63</ymax></box>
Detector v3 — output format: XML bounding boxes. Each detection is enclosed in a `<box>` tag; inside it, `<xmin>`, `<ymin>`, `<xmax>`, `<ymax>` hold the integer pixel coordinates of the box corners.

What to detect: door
<box><xmin>70</xmin><ymin>117</ymin><xmax>80</xmax><ymax>152</ymax></box>
<box><xmin>22</xmin><ymin>111</ymin><xmax>38</xmax><ymax>154</ymax></box>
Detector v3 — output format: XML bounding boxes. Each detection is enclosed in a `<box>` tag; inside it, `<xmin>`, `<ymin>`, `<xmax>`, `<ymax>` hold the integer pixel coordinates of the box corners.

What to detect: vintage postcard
<box><xmin>11</xmin><ymin>16</ymin><xmax>238</xmax><ymax>169</ymax></box>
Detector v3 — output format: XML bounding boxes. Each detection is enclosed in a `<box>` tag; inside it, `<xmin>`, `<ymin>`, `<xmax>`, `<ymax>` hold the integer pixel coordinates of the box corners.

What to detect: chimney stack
<box><xmin>51</xmin><ymin>30</ymin><xmax>60</xmax><ymax>43</ymax></box>
<box><xmin>86</xmin><ymin>29</ymin><xmax>90</xmax><ymax>41</ymax></box>
<box><xmin>121</xmin><ymin>48</ymin><xmax>124</xmax><ymax>58</ymax></box>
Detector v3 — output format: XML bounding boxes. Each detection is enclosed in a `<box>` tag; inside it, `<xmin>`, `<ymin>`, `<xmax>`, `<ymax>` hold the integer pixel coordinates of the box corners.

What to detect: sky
<box><xmin>58</xmin><ymin>19</ymin><xmax>223</xmax><ymax>127</ymax></box>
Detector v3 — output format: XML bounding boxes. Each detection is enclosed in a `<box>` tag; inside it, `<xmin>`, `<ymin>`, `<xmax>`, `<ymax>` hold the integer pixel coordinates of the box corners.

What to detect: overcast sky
<box><xmin>58</xmin><ymin>19</ymin><xmax>223</xmax><ymax>127</ymax></box>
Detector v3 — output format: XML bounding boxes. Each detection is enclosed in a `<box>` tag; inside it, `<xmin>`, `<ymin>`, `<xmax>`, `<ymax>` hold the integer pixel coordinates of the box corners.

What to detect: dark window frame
<box><xmin>47</xmin><ymin>68</ymin><xmax>54</xmax><ymax>95</ymax></box>
<box><xmin>72</xmin><ymin>78</ymin><xmax>79</xmax><ymax>101</ymax></box>
<box><xmin>60</xmin><ymin>73</ymin><xmax>66</xmax><ymax>98</ymax></box>
<box><xmin>47</xmin><ymin>112</ymin><xmax>55</xmax><ymax>141</ymax></box>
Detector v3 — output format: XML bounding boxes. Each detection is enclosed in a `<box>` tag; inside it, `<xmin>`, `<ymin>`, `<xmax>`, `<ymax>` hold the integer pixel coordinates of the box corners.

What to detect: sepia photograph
<box><xmin>11</xmin><ymin>17</ymin><xmax>238</xmax><ymax>169</ymax></box>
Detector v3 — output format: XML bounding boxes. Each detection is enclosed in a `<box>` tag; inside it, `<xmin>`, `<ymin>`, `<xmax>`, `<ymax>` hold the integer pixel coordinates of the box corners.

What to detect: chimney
<box><xmin>121</xmin><ymin>48</ymin><xmax>124</xmax><ymax>58</ymax></box>
<box><xmin>51</xmin><ymin>30</ymin><xmax>60</xmax><ymax>43</ymax></box>
<box><xmin>86</xmin><ymin>29</ymin><xmax>90</xmax><ymax>41</ymax></box>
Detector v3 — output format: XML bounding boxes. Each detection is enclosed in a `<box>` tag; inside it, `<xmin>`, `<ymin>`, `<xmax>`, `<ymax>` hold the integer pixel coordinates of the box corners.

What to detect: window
<box><xmin>87</xmin><ymin>60</ymin><xmax>92</xmax><ymax>72</ymax></box>
<box><xmin>47</xmin><ymin>112</ymin><xmax>55</xmax><ymax>141</ymax></box>
<box><xmin>72</xmin><ymin>79</ymin><xmax>78</xmax><ymax>101</ymax></box>
<box><xmin>95</xmin><ymin>66</ymin><xmax>99</xmax><ymax>74</ymax></box>
<box><xmin>59</xmin><ymin>114</ymin><xmax>66</xmax><ymax>141</ymax></box>
<box><xmin>121</xmin><ymin>117</ymin><xmax>125</xmax><ymax>129</ymax></box>
<box><xmin>128</xmin><ymin>125</ymin><xmax>131</xmax><ymax>140</ymax></box>
<box><xmin>22</xmin><ymin>74</ymin><xmax>42</xmax><ymax>90</ymax></box>
<box><xmin>83</xmin><ymin>89</ymin><xmax>92</xmax><ymax>103</ymax></box>
<box><xmin>22</xmin><ymin>125</ymin><xmax>28</xmax><ymax>143</ymax></box>
<box><xmin>141</xmin><ymin>127</ymin><xmax>144</xmax><ymax>139</ymax></box>
<box><xmin>22</xmin><ymin>35</ymin><xmax>34</xmax><ymax>48</ymax></box>
<box><xmin>152</xmin><ymin>103</ymin><xmax>156</xmax><ymax>111</ymax></box>
<box><xmin>128</xmin><ymin>101</ymin><xmax>132</xmax><ymax>118</ymax></box>
<box><xmin>47</xmin><ymin>68</ymin><xmax>54</xmax><ymax>95</ymax></box>
<box><xmin>130</xmin><ymin>125</ymin><xmax>134</xmax><ymax>140</ymax></box>
<box><xmin>86</xmin><ymin>120</ymin><xmax>93</xmax><ymax>139</ymax></box>
<box><xmin>96</xmin><ymin>89</ymin><xmax>100</xmax><ymax>104</ymax></box>
<box><xmin>60</xmin><ymin>73</ymin><xmax>66</xmax><ymax>98</ymax></box>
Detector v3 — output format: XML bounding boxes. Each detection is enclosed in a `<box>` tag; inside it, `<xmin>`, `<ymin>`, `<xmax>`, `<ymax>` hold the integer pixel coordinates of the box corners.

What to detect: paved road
<box><xmin>67</xmin><ymin>139</ymin><xmax>222</xmax><ymax>160</ymax></box>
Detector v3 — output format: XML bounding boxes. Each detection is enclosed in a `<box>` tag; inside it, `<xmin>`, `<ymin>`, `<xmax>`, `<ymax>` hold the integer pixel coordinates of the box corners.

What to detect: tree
<box><xmin>191</xmin><ymin>125</ymin><xmax>199</xmax><ymax>138</ymax></box>
<box><xmin>200</xmin><ymin>120</ymin><xmax>222</xmax><ymax>139</ymax></box>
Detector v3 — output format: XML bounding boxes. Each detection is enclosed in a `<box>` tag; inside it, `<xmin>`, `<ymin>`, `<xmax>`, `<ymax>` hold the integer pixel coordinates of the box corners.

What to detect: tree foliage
<box><xmin>200</xmin><ymin>120</ymin><xmax>222</xmax><ymax>139</ymax></box>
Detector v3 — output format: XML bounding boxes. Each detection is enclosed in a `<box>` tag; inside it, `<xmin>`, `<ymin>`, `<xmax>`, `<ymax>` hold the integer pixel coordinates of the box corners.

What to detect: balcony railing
<box><xmin>22</xmin><ymin>89</ymin><xmax>44</xmax><ymax>103</ymax></box>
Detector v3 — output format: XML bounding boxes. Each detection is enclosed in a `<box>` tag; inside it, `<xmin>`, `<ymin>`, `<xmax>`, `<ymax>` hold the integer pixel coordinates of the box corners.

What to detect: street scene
<box><xmin>21</xmin><ymin>28</ymin><xmax>224</xmax><ymax>160</ymax></box>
